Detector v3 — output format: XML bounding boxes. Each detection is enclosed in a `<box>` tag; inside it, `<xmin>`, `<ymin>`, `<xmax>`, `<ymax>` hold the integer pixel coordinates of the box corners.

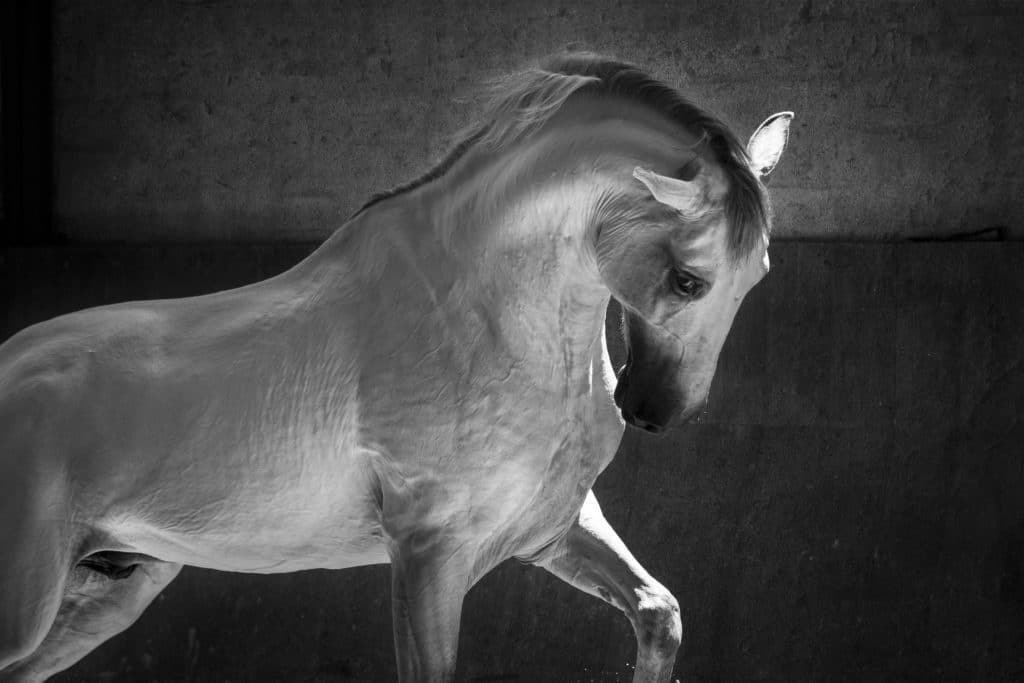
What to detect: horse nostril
<box><xmin>635</xmin><ymin>418</ymin><xmax>663</xmax><ymax>435</ymax></box>
<box><xmin>622</xmin><ymin>410</ymin><xmax>663</xmax><ymax>435</ymax></box>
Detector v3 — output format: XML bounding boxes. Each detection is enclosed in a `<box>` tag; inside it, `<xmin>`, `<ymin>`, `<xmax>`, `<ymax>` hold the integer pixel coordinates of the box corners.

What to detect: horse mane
<box><xmin>351</xmin><ymin>52</ymin><xmax>770</xmax><ymax>259</ymax></box>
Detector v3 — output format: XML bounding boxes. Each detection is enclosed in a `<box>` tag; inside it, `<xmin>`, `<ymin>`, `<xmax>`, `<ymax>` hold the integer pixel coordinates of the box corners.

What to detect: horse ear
<box><xmin>633</xmin><ymin>166</ymin><xmax>704</xmax><ymax>219</ymax></box>
<box><xmin>747</xmin><ymin>112</ymin><xmax>793</xmax><ymax>178</ymax></box>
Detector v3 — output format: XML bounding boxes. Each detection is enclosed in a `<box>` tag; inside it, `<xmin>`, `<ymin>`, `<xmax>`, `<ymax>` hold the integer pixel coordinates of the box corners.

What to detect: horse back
<box><xmin>0</xmin><ymin>278</ymin><xmax>358</xmax><ymax>493</ymax></box>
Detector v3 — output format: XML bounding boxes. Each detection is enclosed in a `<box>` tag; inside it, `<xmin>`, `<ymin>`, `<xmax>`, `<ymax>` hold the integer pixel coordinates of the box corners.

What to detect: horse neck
<box><xmin>302</xmin><ymin>136</ymin><xmax>613</xmax><ymax>373</ymax></box>
<box><xmin>423</xmin><ymin>136</ymin><xmax>611</xmax><ymax>355</ymax></box>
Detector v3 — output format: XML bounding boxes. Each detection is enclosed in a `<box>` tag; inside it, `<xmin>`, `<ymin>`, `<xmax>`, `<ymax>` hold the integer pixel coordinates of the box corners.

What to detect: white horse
<box><xmin>0</xmin><ymin>53</ymin><xmax>790</xmax><ymax>682</ymax></box>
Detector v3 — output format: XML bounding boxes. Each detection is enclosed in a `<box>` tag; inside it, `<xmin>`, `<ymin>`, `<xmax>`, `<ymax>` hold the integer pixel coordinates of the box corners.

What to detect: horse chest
<box><xmin>362</xmin><ymin>312</ymin><xmax>623</xmax><ymax>551</ymax></box>
<box><xmin>372</xmin><ymin>384</ymin><xmax>619</xmax><ymax>565</ymax></box>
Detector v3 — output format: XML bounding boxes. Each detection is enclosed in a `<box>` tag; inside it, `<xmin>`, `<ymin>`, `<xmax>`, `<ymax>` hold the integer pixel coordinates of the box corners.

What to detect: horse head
<box><xmin>597</xmin><ymin>112</ymin><xmax>792</xmax><ymax>433</ymax></box>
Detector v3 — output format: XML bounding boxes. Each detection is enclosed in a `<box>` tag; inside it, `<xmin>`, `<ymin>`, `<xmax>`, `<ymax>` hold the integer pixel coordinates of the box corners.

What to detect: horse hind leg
<box><xmin>0</xmin><ymin>554</ymin><xmax>182</xmax><ymax>682</ymax></box>
<box><xmin>0</xmin><ymin>444</ymin><xmax>74</xmax><ymax>680</ymax></box>
<box><xmin>0</xmin><ymin>520</ymin><xmax>67</xmax><ymax>680</ymax></box>
<box><xmin>0</xmin><ymin>437</ymin><xmax>181</xmax><ymax>682</ymax></box>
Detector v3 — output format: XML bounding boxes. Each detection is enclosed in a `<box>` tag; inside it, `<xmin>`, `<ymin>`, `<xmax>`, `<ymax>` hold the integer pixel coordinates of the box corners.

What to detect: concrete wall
<box><xmin>4</xmin><ymin>3</ymin><xmax>1019</xmax><ymax>681</ymax></box>
<box><xmin>53</xmin><ymin>0</ymin><xmax>1024</xmax><ymax>242</ymax></box>
<box><xmin>3</xmin><ymin>243</ymin><xmax>1021</xmax><ymax>682</ymax></box>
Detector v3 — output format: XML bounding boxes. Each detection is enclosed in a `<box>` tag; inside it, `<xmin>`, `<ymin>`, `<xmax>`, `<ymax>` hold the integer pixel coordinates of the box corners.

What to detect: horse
<box><xmin>0</xmin><ymin>53</ymin><xmax>791</xmax><ymax>682</ymax></box>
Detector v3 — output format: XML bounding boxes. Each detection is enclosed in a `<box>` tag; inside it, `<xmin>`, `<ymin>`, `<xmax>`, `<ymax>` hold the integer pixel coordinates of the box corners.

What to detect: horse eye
<box><xmin>672</xmin><ymin>270</ymin><xmax>705</xmax><ymax>299</ymax></box>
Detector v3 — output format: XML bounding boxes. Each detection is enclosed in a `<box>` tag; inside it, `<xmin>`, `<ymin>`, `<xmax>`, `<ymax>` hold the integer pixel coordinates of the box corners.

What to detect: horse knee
<box><xmin>634</xmin><ymin>586</ymin><xmax>681</xmax><ymax>660</ymax></box>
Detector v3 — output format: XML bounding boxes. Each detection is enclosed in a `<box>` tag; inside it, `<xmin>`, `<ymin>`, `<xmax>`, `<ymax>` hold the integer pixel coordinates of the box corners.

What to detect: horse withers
<box><xmin>0</xmin><ymin>54</ymin><xmax>790</xmax><ymax>682</ymax></box>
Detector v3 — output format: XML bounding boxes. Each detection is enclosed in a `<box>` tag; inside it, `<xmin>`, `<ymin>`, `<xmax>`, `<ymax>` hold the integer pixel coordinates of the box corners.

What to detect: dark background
<box><xmin>2</xmin><ymin>1</ymin><xmax>1022</xmax><ymax>681</ymax></box>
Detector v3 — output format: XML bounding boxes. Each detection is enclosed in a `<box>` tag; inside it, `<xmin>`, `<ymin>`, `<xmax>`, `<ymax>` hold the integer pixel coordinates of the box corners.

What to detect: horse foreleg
<box><xmin>535</xmin><ymin>490</ymin><xmax>681</xmax><ymax>683</ymax></box>
<box><xmin>0</xmin><ymin>559</ymin><xmax>181</xmax><ymax>682</ymax></box>
<box><xmin>388</xmin><ymin>538</ymin><xmax>473</xmax><ymax>683</ymax></box>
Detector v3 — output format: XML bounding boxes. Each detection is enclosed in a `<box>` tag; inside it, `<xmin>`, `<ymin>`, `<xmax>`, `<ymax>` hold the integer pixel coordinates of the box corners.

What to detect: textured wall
<box><xmin>17</xmin><ymin>2</ymin><xmax>1024</xmax><ymax>680</ymax></box>
<box><xmin>53</xmin><ymin>0</ymin><xmax>1024</xmax><ymax>242</ymax></box>
<box><xmin>3</xmin><ymin>243</ymin><xmax>1021</xmax><ymax>682</ymax></box>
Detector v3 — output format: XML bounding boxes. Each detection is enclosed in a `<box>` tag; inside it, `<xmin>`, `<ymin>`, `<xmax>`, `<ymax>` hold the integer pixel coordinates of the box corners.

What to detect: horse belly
<box><xmin>0</xmin><ymin>284</ymin><xmax>388</xmax><ymax>571</ymax></box>
<box><xmin>97</xmin><ymin>448</ymin><xmax>389</xmax><ymax>573</ymax></box>
<box><xmin>70</xmin><ymin>360</ymin><xmax>384</xmax><ymax>571</ymax></box>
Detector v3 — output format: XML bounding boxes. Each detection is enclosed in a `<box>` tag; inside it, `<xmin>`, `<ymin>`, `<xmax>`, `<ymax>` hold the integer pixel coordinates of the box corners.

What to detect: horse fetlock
<box><xmin>634</xmin><ymin>586</ymin><xmax>681</xmax><ymax>660</ymax></box>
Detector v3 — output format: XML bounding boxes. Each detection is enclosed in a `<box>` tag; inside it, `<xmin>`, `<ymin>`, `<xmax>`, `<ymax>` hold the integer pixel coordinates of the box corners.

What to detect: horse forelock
<box><xmin>351</xmin><ymin>52</ymin><xmax>772</xmax><ymax>261</ymax></box>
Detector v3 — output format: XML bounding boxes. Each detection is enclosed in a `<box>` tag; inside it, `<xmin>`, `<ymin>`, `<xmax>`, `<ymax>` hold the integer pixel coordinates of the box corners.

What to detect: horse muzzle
<box><xmin>614</xmin><ymin>363</ymin><xmax>702</xmax><ymax>435</ymax></box>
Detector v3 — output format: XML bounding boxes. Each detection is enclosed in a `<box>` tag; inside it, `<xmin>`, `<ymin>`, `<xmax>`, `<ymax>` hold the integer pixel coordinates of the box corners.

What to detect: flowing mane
<box><xmin>353</xmin><ymin>52</ymin><xmax>771</xmax><ymax>259</ymax></box>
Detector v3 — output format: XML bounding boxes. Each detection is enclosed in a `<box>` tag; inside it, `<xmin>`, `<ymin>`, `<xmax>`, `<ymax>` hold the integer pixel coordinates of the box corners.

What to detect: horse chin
<box><xmin>674</xmin><ymin>401</ymin><xmax>705</xmax><ymax>426</ymax></box>
<box><xmin>614</xmin><ymin>387</ymin><xmax>675</xmax><ymax>435</ymax></box>
<box><xmin>619</xmin><ymin>409</ymin><xmax>666</xmax><ymax>435</ymax></box>
<box><xmin>618</xmin><ymin>391</ymin><xmax>707</xmax><ymax>434</ymax></box>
